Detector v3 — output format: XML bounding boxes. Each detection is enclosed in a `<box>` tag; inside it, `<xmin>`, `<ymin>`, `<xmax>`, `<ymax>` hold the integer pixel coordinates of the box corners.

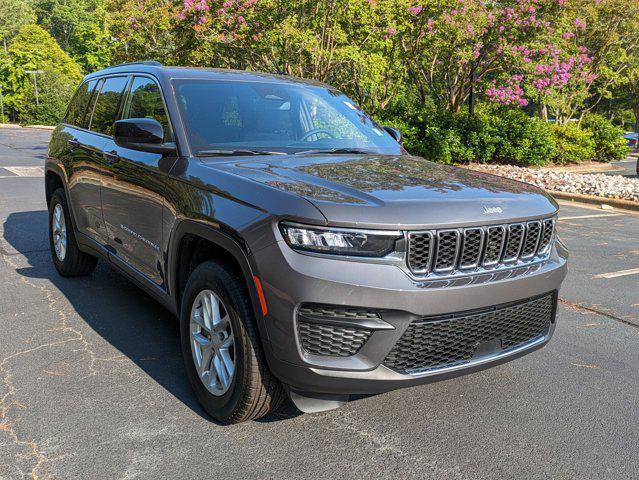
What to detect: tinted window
<box><xmin>65</xmin><ymin>79</ymin><xmax>97</xmax><ymax>127</ymax></box>
<box><xmin>173</xmin><ymin>79</ymin><xmax>402</xmax><ymax>155</ymax></box>
<box><xmin>122</xmin><ymin>77</ymin><xmax>171</xmax><ymax>140</ymax></box>
<box><xmin>89</xmin><ymin>76</ymin><xmax>129</xmax><ymax>136</ymax></box>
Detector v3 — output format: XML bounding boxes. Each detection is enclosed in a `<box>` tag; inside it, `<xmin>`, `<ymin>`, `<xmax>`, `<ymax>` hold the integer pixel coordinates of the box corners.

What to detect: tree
<box><xmin>33</xmin><ymin>0</ymin><xmax>112</xmax><ymax>71</ymax></box>
<box><xmin>0</xmin><ymin>0</ymin><xmax>36</xmax><ymax>51</ymax></box>
<box><xmin>0</xmin><ymin>24</ymin><xmax>82</xmax><ymax>123</ymax></box>
<box><xmin>20</xmin><ymin>67</ymin><xmax>77</xmax><ymax>124</ymax></box>
<box><xmin>106</xmin><ymin>0</ymin><xmax>183</xmax><ymax>64</ymax></box>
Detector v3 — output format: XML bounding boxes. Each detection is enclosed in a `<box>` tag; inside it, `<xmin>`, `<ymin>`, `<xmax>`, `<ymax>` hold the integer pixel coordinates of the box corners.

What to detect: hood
<box><xmin>208</xmin><ymin>154</ymin><xmax>558</xmax><ymax>229</ymax></box>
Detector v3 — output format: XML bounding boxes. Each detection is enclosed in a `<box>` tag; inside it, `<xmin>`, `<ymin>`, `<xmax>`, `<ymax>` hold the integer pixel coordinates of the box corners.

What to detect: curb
<box><xmin>547</xmin><ymin>190</ymin><xmax>639</xmax><ymax>213</ymax></box>
<box><xmin>24</xmin><ymin>125</ymin><xmax>55</xmax><ymax>131</ymax></box>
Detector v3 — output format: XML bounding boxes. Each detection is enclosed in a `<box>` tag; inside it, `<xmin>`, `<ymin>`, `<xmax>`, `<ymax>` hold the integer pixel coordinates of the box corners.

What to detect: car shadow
<box><xmin>3</xmin><ymin>209</ymin><xmax>300</xmax><ymax>423</ymax></box>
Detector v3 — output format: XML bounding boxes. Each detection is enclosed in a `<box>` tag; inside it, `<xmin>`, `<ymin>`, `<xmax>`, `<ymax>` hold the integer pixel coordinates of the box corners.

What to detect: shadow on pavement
<box><xmin>2</xmin><ymin>209</ymin><xmax>303</xmax><ymax>423</ymax></box>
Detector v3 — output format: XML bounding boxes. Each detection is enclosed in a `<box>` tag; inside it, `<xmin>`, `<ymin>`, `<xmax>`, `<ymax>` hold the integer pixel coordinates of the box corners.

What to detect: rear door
<box><xmin>100</xmin><ymin>75</ymin><xmax>176</xmax><ymax>288</ymax></box>
<box><xmin>59</xmin><ymin>78</ymin><xmax>109</xmax><ymax>242</ymax></box>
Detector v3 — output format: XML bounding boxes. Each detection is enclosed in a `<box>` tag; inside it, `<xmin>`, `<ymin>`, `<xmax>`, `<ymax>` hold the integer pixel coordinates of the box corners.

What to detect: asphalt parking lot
<box><xmin>1</xmin><ymin>127</ymin><xmax>638</xmax><ymax>480</ymax></box>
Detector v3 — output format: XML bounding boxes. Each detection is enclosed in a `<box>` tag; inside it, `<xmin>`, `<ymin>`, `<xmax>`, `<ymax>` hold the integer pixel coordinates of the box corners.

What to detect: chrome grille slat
<box><xmin>459</xmin><ymin>228</ymin><xmax>484</xmax><ymax>269</ymax></box>
<box><xmin>503</xmin><ymin>223</ymin><xmax>525</xmax><ymax>263</ymax></box>
<box><xmin>406</xmin><ymin>217</ymin><xmax>556</xmax><ymax>277</ymax></box>
<box><xmin>407</xmin><ymin>231</ymin><xmax>434</xmax><ymax>273</ymax></box>
<box><xmin>434</xmin><ymin>230</ymin><xmax>461</xmax><ymax>272</ymax></box>
<box><xmin>521</xmin><ymin>221</ymin><xmax>542</xmax><ymax>259</ymax></box>
<box><xmin>538</xmin><ymin>218</ymin><xmax>555</xmax><ymax>253</ymax></box>
<box><xmin>483</xmin><ymin>226</ymin><xmax>506</xmax><ymax>266</ymax></box>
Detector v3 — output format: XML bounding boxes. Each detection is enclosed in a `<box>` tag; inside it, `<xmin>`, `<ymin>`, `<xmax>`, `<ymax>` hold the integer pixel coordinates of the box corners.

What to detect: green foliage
<box><xmin>550</xmin><ymin>122</ymin><xmax>596</xmax><ymax>164</ymax></box>
<box><xmin>0</xmin><ymin>0</ymin><xmax>36</xmax><ymax>48</ymax></box>
<box><xmin>489</xmin><ymin>109</ymin><xmax>556</xmax><ymax>166</ymax></box>
<box><xmin>33</xmin><ymin>0</ymin><xmax>112</xmax><ymax>71</ymax></box>
<box><xmin>582</xmin><ymin>113</ymin><xmax>629</xmax><ymax>162</ymax></box>
<box><xmin>0</xmin><ymin>24</ymin><xmax>82</xmax><ymax>124</ymax></box>
<box><xmin>381</xmin><ymin>104</ymin><xmax>555</xmax><ymax>166</ymax></box>
<box><xmin>19</xmin><ymin>67</ymin><xmax>76</xmax><ymax>125</ymax></box>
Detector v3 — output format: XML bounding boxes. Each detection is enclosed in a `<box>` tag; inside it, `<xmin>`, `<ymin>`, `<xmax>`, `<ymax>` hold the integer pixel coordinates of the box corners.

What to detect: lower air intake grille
<box><xmin>298</xmin><ymin>322</ymin><xmax>371</xmax><ymax>357</ymax></box>
<box><xmin>384</xmin><ymin>293</ymin><xmax>555</xmax><ymax>374</ymax></box>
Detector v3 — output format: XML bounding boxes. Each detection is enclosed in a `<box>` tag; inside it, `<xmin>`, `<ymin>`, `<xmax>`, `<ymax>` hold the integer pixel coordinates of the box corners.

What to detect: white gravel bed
<box><xmin>467</xmin><ymin>164</ymin><xmax>639</xmax><ymax>203</ymax></box>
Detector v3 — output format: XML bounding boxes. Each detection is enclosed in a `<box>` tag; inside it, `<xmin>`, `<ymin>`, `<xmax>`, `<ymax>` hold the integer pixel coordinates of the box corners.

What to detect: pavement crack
<box><xmin>559</xmin><ymin>298</ymin><xmax>639</xmax><ymax>329</ymax></box>
<box><xmin>0</xmin><ymin>254</ymin><xmax>125</xmax><ymax>478</ymax></box>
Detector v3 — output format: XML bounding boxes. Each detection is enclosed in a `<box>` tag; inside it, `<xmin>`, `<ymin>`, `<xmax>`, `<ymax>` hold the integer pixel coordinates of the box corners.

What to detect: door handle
<box><xmin>68</xmin><ymin>138</ymin><xmax>80</xmax><ymax>150</ymax></box>
<box><xmin>103</xmin><ymin>150</ymin><xmax>120</xmax><ymax>166</ymax></box>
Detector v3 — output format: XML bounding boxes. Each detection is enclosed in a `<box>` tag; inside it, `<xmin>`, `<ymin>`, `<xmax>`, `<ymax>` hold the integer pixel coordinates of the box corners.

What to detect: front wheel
<box><xmin>180</xmin><ymin>261</ymin><xmax>285</xmax><ymax>424</ymax></box>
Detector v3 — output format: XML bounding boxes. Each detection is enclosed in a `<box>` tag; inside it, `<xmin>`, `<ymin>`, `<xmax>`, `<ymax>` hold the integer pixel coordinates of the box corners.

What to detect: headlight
<box><xmin>279</xmin><ymin>222</ymin><xmax>402</xmax><ymax>257</ymax></box>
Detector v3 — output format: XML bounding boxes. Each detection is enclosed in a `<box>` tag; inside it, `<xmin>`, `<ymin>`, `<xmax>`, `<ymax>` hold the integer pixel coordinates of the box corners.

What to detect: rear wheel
<box><xmin>180</xmin><ymin>261</ymin><xmax>285</xmax><ymax>424</ymax></box>
<box><xmin>48</xmin><ymin>188</ymin><xmax>97</xmax><ymax>277</ymax></box>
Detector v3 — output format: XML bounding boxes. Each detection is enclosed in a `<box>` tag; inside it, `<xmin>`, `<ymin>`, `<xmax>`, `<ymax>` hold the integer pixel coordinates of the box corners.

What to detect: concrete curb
<box><xmin>547</xmin><ymin>190</ymin><xmax>639</xmax><ymax>213</ymax></box>
<box><xmin>0</xmin><ymin>124</ymin><xmax>55</xmax><ymax>130</ymax></box>
<box><xmin>24</xmin><ymin>125</ymin><xmax>55</xmax><ymax>131</ymax></box>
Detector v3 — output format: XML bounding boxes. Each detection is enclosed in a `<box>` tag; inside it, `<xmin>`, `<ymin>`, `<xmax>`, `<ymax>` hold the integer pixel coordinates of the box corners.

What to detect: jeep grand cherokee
<box><xmin>45</xmin><ymin>61</ymin><xmax>568</xmax><ymax>424</ymax></box>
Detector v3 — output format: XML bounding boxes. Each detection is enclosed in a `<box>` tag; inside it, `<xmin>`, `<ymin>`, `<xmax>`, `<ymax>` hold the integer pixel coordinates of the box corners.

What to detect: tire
<box><xmin>48</xmin><ymin>188</ymin><xmax>98</xmax><ymax>277</ymax></box>
<box><xmin>180</xmin><ymin>260</ymin><xmax>285</xmax><ymax>424</ymax></box>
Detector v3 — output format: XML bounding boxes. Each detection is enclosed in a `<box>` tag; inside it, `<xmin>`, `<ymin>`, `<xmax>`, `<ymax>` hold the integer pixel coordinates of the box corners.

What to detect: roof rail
<box><xmin>103</xmin><ymin>60</ymin><xmax>163</xmax><ymax>70</ymax></box>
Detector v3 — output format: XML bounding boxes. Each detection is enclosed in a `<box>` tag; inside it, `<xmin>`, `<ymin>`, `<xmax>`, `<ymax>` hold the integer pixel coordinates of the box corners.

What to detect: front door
<box><xmin>100</xmin><ymin>75</ymin><xmax>176</xmax><ymax>289</ymax></box>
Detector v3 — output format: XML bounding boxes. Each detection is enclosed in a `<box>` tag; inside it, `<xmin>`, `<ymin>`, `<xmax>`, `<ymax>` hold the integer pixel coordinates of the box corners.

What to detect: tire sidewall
<box><xmin>180</xmin><ymin>263</ymin><xmax>252</xmax><ymax>422</ymax></box>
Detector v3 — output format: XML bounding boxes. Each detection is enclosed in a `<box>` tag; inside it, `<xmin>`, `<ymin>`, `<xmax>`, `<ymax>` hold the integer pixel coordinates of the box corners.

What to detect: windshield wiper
<box><xmin>195</xmin><ymin>149</ymin><xmax>287</xmax><ymax>157</ymax></box>
<box><xmin>293</xmin><ymin>148</ymin><xmax>377</xmax><ymax>155</ymax></box>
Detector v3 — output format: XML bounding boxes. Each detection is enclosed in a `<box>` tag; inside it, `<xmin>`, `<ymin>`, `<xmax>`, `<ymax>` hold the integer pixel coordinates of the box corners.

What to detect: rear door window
<box><xmin>89</xmin><ymin>76</ymin><xmax>129</xmax><ymax>136</ymax></box>
<box><xmin>65</xmin><ymin>79</ymin><xmax>98</xmax><ymax>128</ymax></box>
<box><xmin>122</xmin><ymin>76</ymin><xmax>172</xmax><ymax>141</ymax></box>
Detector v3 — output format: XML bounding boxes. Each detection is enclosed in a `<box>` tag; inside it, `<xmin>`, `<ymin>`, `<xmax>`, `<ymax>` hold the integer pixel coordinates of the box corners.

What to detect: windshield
<box><xmin>172</xmin><ymin>79</ymin><xmax>402</xmax><ymax>156</ymax></box>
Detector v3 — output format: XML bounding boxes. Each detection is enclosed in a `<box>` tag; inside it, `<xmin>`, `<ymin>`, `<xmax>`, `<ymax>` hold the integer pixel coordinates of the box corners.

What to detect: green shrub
<box><xmin>381</xmin><ymin>103</ymin><xmax>555</xmax><ymax>166</ymax></box>
<box><xmin>490</xmin><ymin>109</ymin><xmax>555</xmax><ymax>166</ymax></box>
<box><xmin>582</xmin><ymin>113</ymin><xmax>629</xmax><ymax>162</ymax></box>
<box><xmin>550</xmin><ymin>123</ymin><xmax>596</xmax><ymax>164</ymax></box>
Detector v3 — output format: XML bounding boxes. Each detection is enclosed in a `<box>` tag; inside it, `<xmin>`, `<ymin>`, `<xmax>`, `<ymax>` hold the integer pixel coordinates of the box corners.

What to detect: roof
<box><xmin>84</xmin><ymin>62</ymin><xmax>331</xmax><ymax>89</ymax></box>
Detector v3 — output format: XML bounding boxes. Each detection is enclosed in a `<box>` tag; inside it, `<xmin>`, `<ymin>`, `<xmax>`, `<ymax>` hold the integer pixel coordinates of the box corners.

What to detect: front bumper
<box><xmin>253</xmin><ymin>239</ymin><xmax>567</xmax><ymax>395</ymax></box>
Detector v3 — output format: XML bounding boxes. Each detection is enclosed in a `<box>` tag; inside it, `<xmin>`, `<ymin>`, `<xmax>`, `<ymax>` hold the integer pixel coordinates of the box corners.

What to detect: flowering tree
<box><xmin>177</xmin><ymin>0</ymin><xmax>409</xmax><ymax>113</ymax></box>
<box><xmin>106</xmin><ymin>0</ymin><xmax>639</xmax><ymax>125</ymax></box>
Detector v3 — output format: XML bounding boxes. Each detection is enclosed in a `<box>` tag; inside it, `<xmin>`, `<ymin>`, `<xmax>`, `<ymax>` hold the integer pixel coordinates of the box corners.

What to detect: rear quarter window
<box><xmin>65</xmin><ymin>79</ymin><xmax>98</xmax><ymax>128</ymax></box>
<box><xmin>89</xmin><ymin>76</ymin><xmax>129</xmax><ymax>136</ymax></box>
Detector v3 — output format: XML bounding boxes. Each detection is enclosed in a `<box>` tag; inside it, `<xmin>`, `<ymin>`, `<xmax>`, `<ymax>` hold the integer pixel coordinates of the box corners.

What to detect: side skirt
<box><xmin>76</xmin><ymin>231</ymin><xmax>178</xmax><ymax>316</ymax></box>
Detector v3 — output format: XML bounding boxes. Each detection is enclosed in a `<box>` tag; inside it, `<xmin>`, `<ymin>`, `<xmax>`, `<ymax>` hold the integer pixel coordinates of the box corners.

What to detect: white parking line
<box><xmin>0</xmin><ymin>166</ymin><xmax>44</xmax><ymax>178</ymax></box>
<box><xmin>594</xmin><ymin>268</ymin><xmax>639</xmax><ymax>279</ymax></box>
<box><xmin>559</xmin><ymin>213</ymin><xmax>624</xmax><ymax>221</ymax></box>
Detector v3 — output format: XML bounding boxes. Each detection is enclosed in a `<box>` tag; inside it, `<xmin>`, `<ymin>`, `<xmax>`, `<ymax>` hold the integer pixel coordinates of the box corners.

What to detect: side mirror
<box><xmin>114</xmin><ymin>118</ymin><xmax>175</xmax><ymax>154</ymax></box>
<box><xmin>383</xmin><ymin>126</ymin><xmax>402</xmax><ymax>144</ymax></box>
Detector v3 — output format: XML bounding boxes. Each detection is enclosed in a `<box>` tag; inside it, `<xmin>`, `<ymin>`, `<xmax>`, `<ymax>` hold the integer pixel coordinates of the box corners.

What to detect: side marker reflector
<box><xmin>253</xmin><ymin>275</ymin><xmax>268</xmax><ymax>317</ymax></box>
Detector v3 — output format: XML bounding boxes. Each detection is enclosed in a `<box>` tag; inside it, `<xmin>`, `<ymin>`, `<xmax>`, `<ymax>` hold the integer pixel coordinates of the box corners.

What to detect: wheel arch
<box><xmin>44</xmin><ymin>163</ymin><xmax>80</xmax><ymax>231</ymax></box>
<box><xmin>168</xmin><ymin>220</ymin><xmax>270</xmax><ymax>343</ymax></box>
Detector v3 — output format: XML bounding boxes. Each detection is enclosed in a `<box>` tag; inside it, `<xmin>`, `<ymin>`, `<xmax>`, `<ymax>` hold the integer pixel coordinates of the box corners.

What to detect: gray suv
<box><xmin>46</xmin><ymin>61</ymin><xmax>567</xmax><ymax>424</ymax></box>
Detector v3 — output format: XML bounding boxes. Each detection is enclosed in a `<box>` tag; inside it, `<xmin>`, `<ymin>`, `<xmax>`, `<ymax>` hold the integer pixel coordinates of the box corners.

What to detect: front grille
<box><xmin>384</xmin><ymin>293</ymin><xmax>555</xmax><ymax>374</ymax></box>
<box><xmin>298</xmin><ymin>322</ymin><xmax>371</xmax><ymax>357</ymax></box>
<box><xmin>407</xmin><ymin>217</ymin><xmax>555</xmax><ymax>276</ymax></box>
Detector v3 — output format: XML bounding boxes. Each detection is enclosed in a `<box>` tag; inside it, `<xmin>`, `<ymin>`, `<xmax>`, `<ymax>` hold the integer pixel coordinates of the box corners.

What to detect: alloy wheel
<box><xmin>52</xmin><ymin>203</ymin><xmax>67</xmax><ymax>262</ymax></box>
<box><xmin>190</xmin><ymin>289</ymin><xmax>236</xmax><ymax>396</ymax></box>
